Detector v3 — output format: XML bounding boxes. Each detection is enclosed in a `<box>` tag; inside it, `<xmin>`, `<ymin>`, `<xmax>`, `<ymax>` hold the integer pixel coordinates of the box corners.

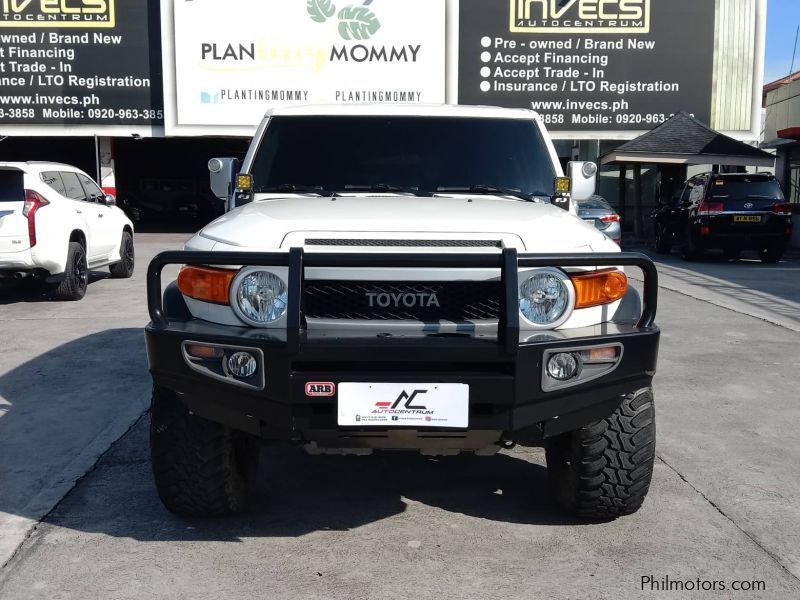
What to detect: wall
<box><xmin>711</xmin><ymin>0</ymin><xmax>760</xmax><ymax>132</ymax></box>
<box><xmin>763</xmin><ymin>79</ymin><xmax>800</xmax><ymax>145</ymax></box>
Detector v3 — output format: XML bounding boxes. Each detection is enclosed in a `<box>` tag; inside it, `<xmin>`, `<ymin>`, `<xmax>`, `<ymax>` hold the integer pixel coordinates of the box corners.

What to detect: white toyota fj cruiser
<box><xmin>146</xmin><ymin>105</ymin><xmax>660</xmax><ymax>520</ymax></box>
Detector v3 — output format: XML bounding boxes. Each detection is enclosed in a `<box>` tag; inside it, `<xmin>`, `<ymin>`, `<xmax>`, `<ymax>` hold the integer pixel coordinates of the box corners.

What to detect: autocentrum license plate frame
<box><xmin>337</xmin><ymin>382</ymin><xmax>469</xmax><ymax>428</ymax></box>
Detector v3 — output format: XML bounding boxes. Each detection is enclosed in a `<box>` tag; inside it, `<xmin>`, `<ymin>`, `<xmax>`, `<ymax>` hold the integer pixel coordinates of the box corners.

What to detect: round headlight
<box><xmin>234</xmin><ymin>270</ymin><xmax>288</xmax><ymax>325</ymax></box>
<box><xmin>519</xmin><ymin>270</ymin><xmax>573</xmax><ymax>327</ymax></box>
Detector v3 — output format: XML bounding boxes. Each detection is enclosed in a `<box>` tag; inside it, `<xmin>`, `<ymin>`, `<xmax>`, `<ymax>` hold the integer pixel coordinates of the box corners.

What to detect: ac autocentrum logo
<box><xmin>372</xmin><ymin>390</ymin><xmax>434</xmax><ymax>414</ymax></box>
<box><xmin>0</xmin><ymin>0</ymin><xmax>115</xmax><ymax>28</ymax></box>
<box><xmin>307</xmin><ymin>0</ymin><xmax>381</xmax><ymax>41</ymax></box>
<box><xmin>510</xmin><ymin>0</ymin><xmax>650</xmax><ymax>34</ymax></box>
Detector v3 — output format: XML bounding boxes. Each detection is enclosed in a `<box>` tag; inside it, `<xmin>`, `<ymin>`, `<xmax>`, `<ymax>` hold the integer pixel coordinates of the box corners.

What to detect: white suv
<box><xmin>145</xmin><ymin>105</ymin><xmax>661</xmax><ymax>521</ymax></box>
<box><xmin>0</xmin><ymin>162</ymin><xmax>134</xmax><ymax>300</ymax></box>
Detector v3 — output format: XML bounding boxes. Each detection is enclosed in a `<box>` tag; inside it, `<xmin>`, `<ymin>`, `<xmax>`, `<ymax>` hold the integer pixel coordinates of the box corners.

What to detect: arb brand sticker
<box><xmin>305</xmin><ymin>382</ymin><xmax>336</xmax><ymax>397</ymax></box>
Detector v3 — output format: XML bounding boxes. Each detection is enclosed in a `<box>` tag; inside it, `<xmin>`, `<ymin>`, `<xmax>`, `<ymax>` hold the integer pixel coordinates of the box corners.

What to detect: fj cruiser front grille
<box><xmin>304</xmin><ymin>280</ymin><xmax>502</xmax><ymax>321</ymax></box>
<box><xmin>304</xmin><ymin>239</ymin><xmax>502</xmax><ymax>248</ymax></box>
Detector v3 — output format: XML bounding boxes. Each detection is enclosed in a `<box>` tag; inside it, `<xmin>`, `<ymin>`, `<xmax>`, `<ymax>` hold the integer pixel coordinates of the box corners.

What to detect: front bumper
<box><xmin>145</xmin><ymin>249</ymin><xmax>660</xmax><ymax>446</ymax></box>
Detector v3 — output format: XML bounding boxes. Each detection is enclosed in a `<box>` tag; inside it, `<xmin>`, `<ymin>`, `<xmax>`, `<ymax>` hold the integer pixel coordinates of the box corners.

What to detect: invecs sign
<box><xmin>510</xmin><ymin>0</ymin><xmax>650</xmax><ymax>34</ymax></box>
<box><xmin>0</xmin><ymin>0</ymin><xmax>115</xmax><ymax>28</ymax></box>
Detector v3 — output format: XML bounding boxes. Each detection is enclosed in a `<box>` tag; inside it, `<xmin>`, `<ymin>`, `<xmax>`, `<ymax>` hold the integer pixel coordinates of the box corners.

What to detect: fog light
<box><xmin>227</xmin><ymin>352</ymin><xmax>257</xmax><ymax>378</ymax></box>
<box><xmin>547</xmin><ymin>352</ymin><xmax>581</xmax><ymax>381</ymax></box>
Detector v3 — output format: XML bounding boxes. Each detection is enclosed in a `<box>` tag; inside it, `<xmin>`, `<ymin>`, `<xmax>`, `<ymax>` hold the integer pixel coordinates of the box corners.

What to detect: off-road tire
<box><xmin>653</xmin><ymin>224</ymin><xmax>671</xmax><ymax>254</ymax></box>
<box><xmin>150</xmin><ymin>386</ymin><xmax>259</xmax><ymax>517</ymax></box>
<box><xmin>52</xmin><ymin>242</ymin><xmax>88</xmax><ymax>301</ymax></box>
<box><xmin>759</xmin><ymin>246</ymin><xmax>783</xmax><ymax>264</ymax></box>
<box><xmin>545</xmin><ymin>388</ymin><xmax>656</xmax><ymax>520</ymax></box>
<box><xmin>109</xmin><ymin>231</ymin><xmax>135</xmax><ymax>278</ymax></box>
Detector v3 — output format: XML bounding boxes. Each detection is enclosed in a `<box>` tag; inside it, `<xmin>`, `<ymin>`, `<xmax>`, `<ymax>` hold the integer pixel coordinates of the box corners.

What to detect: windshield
<box><xmin>0</xmin><ymin>170</ymin><xmax>24</xmax><ymax>202</ymax></box>
<box><xmin>709</xmin><ymin>177</ymin><xmax>785</xmax><ymax>200</ymax></box>
<box><xmin>577</xmin><ymin>197</ymin><xmax>612</xmax><ymax>211</ymax></box>
<box><xmin>250</xmin><ymin>116</ymin><xmax>556</xmax><ymax>197</ymax></box>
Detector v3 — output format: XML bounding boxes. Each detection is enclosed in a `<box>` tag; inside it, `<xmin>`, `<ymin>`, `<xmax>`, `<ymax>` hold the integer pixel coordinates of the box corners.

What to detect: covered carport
<box><xmin>600</xmin><ymin>112</ymin><xmax>776</xmax><ymax>241</ymax></box>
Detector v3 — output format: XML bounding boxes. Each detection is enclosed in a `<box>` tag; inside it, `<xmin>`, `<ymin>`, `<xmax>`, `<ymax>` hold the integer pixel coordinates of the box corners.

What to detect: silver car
<box><xmin>576</xmin><ymin>195</ymin><xmax>621</xmax><ymax>245</ymax></box>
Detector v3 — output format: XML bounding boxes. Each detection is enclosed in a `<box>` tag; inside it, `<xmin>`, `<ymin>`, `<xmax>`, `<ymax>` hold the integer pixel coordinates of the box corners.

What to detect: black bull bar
<box><xmin>147</xmin><ymin>249</ymin><xmax>658</xmax><ymax>351</ymax></box>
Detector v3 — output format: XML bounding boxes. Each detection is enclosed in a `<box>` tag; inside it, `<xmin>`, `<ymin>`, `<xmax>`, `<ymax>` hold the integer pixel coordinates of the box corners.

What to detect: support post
<box><xmin>634</xmin><ymin>164</ymin><xmax>643</xmax><ymax>240</ymax></box>
<box><xmin>618</xmin><ymin>164</ymin><xmax>628</xmax><ymax>222</ymax></box>
<box><xmin>94</xmin><ymin>135</ymin><xmax>101</xmax><ymax>184</ymax></box>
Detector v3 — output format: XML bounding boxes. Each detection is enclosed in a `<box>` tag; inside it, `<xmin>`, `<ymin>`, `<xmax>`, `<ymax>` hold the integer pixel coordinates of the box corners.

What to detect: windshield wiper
<box><xmin>342</xmin><ymin>183</ymin><xmax>429</xmax><ymax>196</ymax></box>
<box><xmin>435</xmin><ymin>185</ymin><xmax>543</xmax><ymax>202</ymax></box>
<box><xmin>254</xmin><ymin>184</ymin><xmax>326</xmax><ymax>196</ymax></box>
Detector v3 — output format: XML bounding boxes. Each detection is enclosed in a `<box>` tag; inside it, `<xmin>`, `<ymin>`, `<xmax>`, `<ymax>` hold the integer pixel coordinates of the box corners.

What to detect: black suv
<box><xmin>652</xmin><ymin>173</ymin><xmax>793</xmax><ymax>263</ymax></box>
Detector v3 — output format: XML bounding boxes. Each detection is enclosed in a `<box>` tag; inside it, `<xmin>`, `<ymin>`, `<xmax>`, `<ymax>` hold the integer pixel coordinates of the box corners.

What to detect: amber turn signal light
<box><xmin>177</xmin><ymin>266</ymin><xmax>237</xmax><ymax>305</ymax></box>
<box><xmin>184</xmin><ymin>343</ymin><xmax>224</xmax><ymax>359</ymax></box>
<box><xmin>570</xmin><ymin>269</ymin><xmax>628</xmax><ymax>309</ymax></box>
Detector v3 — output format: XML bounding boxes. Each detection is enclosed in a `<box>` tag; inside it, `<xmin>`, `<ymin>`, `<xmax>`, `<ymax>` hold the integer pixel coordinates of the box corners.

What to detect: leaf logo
<box><xmin>306</xmin><ymin>0</ymin><xmax>335</xmax><ymax>23</ymax></box>
<box><xmin>307</xmin><ymin>0</ymin><xmax>381</xmax><ymax>41</ymax></box>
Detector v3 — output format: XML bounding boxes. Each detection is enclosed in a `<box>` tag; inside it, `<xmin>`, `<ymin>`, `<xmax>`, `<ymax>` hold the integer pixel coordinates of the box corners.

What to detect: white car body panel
<box><xmin>199</xmin><ymin>195</ymin><xmax>597</xmax><ymax>251</ymax></box>
<box><xmin>185</xmin><ymin>104</ymin><xmax>621</xmax><ymax>331</ymax></box>
<box><xmin>0</xmin><ymin>162</ymin><xmax>133</xmax><ymax>277</ymax></box>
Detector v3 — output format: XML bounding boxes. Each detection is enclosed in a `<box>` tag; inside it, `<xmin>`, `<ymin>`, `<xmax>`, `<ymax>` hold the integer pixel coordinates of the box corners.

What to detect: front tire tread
<box><xmin>150</xmin><ymin>386</ymin><xmax>257</xmax><ymax>517</ymax></box>
<box><xmin>109</xmin><ymin>231</ymin><xmax>135</xmax><ymax>279</ymax></box>
<box><xmin>546</xmin><ymin>388</ymin><xmax>656</xmax><ymax>520</ymax></box>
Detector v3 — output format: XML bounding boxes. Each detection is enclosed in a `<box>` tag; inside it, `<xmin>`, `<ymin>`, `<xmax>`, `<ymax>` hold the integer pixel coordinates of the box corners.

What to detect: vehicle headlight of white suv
<box><xmin>518</xmin><ymin>268</ymin><xmax>575</xmax><ymax>329</ymax></box>
<box><xmin>230</xmin><ymin>268</ymin><xmax>289</xmax><ymax>326</ymax></box>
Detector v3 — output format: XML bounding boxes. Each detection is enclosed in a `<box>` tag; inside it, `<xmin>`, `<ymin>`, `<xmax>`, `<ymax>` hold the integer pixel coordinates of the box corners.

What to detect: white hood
<box><xmin>195</xmin><ymin>195</ymin><xmax>612</xmax><ymax>252</ymax></box>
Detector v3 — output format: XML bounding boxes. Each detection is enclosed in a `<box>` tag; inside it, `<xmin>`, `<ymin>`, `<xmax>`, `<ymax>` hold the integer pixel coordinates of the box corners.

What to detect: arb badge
<box><xmin>305</xmin><ymin>382</ymin><xmax>336</xmax><ymax>397</ymax></box>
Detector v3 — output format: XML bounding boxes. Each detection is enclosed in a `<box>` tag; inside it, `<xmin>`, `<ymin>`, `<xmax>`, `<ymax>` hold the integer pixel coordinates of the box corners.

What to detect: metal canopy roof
<box><xmin>600</xmin><ymin>112</ymin><xmax>775</xmax><ymax>167</ymax></box>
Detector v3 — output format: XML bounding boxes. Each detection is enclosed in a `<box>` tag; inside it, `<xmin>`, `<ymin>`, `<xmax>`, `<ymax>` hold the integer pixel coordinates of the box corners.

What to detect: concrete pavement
<box><xmin>1</xmin><ymin>422</ymin><xmax>797</xmax><ymax>600</ymax></box>
<box><xmin>1</xmin><ymin>240</ymin><xmax>799</xmax><ymax>598</ymax></box>
<box><xmin>0</xmin><ymin>234</ymin><xmax>189</xmax><ymax>568</ymax></box>
<box><xmin>638</xmin><ymin>250</ymin><xmax>800</xmax><ymax>332</ymax></box>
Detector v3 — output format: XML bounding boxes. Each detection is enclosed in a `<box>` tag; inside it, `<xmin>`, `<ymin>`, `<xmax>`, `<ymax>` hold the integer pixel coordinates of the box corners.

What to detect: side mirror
<box><xmin>567</xmin><ymin>161</ymin><xmax>597</xmax><ymax>203</ymax></box>
<box><xmin>103</xmin><ymin>194</ymin><xmax>116</xmax><ymax>206</ymax></box>
<box><xmin>208</xmin><ymin>157</ymin><xmax>240</xmax><ymax>205</ymax></box>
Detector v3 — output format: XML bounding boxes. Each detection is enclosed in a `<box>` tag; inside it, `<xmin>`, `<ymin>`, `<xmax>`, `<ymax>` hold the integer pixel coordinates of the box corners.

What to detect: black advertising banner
<box><xmin>458</xmin><ymin>0</ymin><xmax>716</xmax><ymax>131</ymax></box>
<box><xmin>0</xmin><ymin>0</ymin><xmax>163</xmax><ymax>127</ymax></box>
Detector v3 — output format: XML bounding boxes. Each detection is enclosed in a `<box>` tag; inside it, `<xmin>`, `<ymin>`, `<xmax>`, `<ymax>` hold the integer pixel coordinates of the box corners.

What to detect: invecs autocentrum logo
<box><xmin>0</xmin><ymin>0</ymin><xmax>115</xmax><ymax>28</ymax></box>
<box><xmin>510</xmin><ymin>0</ymin><xmax>650</xmax><ymax>34</ymax></box>
<box><xmin>307</xmin><ymin>0</ymin><xmax>381</xmax><ymax>41</ymax></box>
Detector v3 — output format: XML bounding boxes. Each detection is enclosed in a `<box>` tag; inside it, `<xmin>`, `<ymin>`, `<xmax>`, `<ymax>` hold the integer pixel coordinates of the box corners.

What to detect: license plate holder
<box><xmin>337</xmin><ymin>382</ymin><xmax>469</xmax><ymax>428</ymax></box>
